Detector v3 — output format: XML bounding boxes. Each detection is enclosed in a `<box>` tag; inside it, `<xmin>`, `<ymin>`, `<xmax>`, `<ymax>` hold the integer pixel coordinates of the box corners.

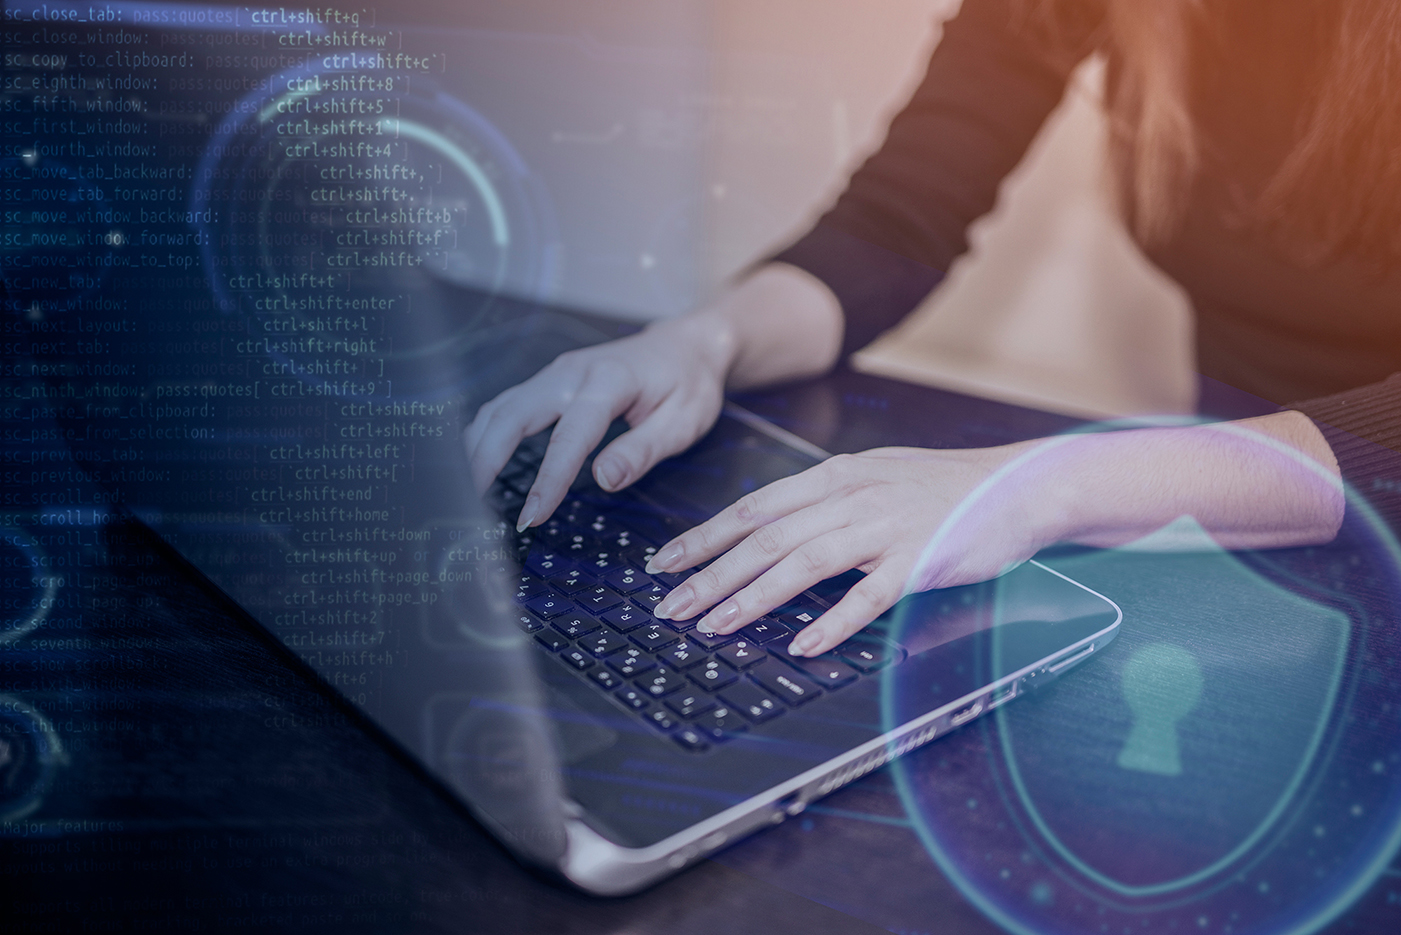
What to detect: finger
<box><xmin>519</xmin><ymin>372</ymin><xmax>632</xmax><ymax>528</ymax></box>
<box><xmin>463</xmin><ymin>395</ymin><xmax>501</xmax><ymax>468</ymax></box>
<box><xmin>786</xmin><ymin>564</ymin><xmax>907</xmax><ymax>657</ymax></box>
<box><xmin>655</xmin><ymin>502</ymin><xmax>861</xmax><ymax>622</ymax></box>
<box><xmin>654</xmin><ymin>504</ymin><xmax>847</xmax><ymax>620</ymax></box>
<box><xmin>465</xmin><ymin>352</ymin><xmax>589</xmax><ymax>490</ymax></box>
<box><xmin>646</xmin><ymin>462</ymin><xmax>836</xmax><ymax>574</ymax></box>
<box><xmin>466</xmin><ymin>396</ymin><xmax>561</xmax><ymax>496</ymax></box>
<box><xmin>691</xmin><ymin>529</ymin><xmax>879</xmax><ymax>636</ymax></box>
<box><xmin>591</xmin><ymin>391</ymin><xmax>716</xmax><ymax>492</ymax></box>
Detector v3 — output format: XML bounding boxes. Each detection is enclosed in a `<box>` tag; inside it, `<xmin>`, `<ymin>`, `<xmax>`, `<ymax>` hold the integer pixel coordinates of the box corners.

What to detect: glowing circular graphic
<box><xmin>0</xmin><ymin>696</ymin><xmax>66</xmax><ymax>822</ymax></box>
<box><xmin>0</xmin><ymin>153</ymin><xmax>118</xmax><ymax>320</ymax></box>
<box><xmin>0</xmin><ymin>529</ymin><xmax>60</xmax><ymax>645</ymax></box>
<box><xmin>881</xmin><ymin>421</ymin><xmax>1401</xmax><ymax>935</ymax></box>
<box><xmin>417</xmin><ymin>516</ymin><xmax>525</xmax><ymax>651</ymax></box>
<box><xmin>191</xmin><ymin>62</ymin><xmax>558</xmax><ymax>399</ymax></box>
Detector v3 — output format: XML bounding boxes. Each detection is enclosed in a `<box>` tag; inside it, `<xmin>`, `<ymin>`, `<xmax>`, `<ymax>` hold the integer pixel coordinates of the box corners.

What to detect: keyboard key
<box><xmin>577</xmin><ymin>586</ymin><xmax>623</xmax><ymax>613</ymax></box>
<box><xmin>799</xmin><ymin>570</ymin><xmax>855</xmax><ymax>604</ymax></box>
<box><xmin>561</xmin><ymin>534</ymin><xmax>593</xmax><ymax>555</ymax></box>
<box><xmin>624</xmin><ymin>543</ymin><xmax>659</xmax><ymax>569</ymax></box>
<box><xmin>672</xmin><ymin>727</ymin><xmax>710</xmax><ymax>752</ymax></box>
<box><xmin>599</xmin><ymin>532</ymin><xmax>640</xmax><ymax>554</ymax></box>
<box><xmin>607</xmin><ymin>649</ymin><xmax>657</xmax><ymax>677</ymax></box>
<box><xmin>548</xmin><ymin>569</ymin><xmax>594</xmax><ymax>594</ymax></box>
<box><xmin>650</xmin><ymin>569</ymin><xmax>691</xmax><ymax>588</ymax></box>
<box><xmin>657</xmin><ymin>615</ymin><xmax>696</xmax><ymax>633</ymax></box>
<box><xmin>582</xmin><ymin>513</ymin><xmax>615</xmax><ymax>538</ymax></box>
<box><xmin>660</xmin><ymin>641</ymin><xmax>706</xmax><ymax>669</ymax></box>
<box><xmin>739</xmin><ymin>619</ymin><xmax>793</xmax><ymax>645</ymax></box>
<box><xmin>776</xmin><ymin>652</ymin><xmax>860</xmax><ymax>688</ymax></box>
<box><xmin>526</xmin><ymin>550</ymin><xmax>568</xmax><ymax>576</ymax></box>
<box><xmin>535</xmin><ymin>519</ymin><xmax>570</xmax><ymax>544</ymax></box>
<box><xmin>600</xmin><ymin>603</ymin><xmax>648</xmax><ymax>632</ymax></box>
<box><xmin>716</xmin><ymin>640</ymin><xmax>766</xmax><ymax>669</ymax></box>
<box><xmin>560</xmin><ymin>648</ymin><xmax>594</xmax><ymax>671</ymax></box>
<box><xmin>636</xmin><ymin>668</ymin><xmax>686</xmax><ymax>698</ymax></box>
<box><xmin>665</xmin><ymin>691</ymin><xmax>716</xmax><ymax>719</ymax></box>
<box><xmin>692</xmin><ymin>705</ymin><xmax>749</xmax><ymax>741</ymax></box>
<box><xmin>836</xmin><ymin>639</ymin><xmax>902</xmax><ymax>672</ymax></box>
<box><xmin>691</xmin><ymin>658</ymin><xmax>739</xmax><ymax>691</ymax></box>
<box><xmin>615</xmin><ymin>686</ymin><xmax>650</xmax><ymax>710</ymax></box>
<box><xmin>581</xmin><ymin>631</ymin><xmax>629</xmax><ymax>657</ymax></box>
<box><xmin>604</xmin><ymin>567</ymin><xmax>649</xmax><ymax>593</ymax></box>
<box><xmin>632</xmin><ymin>584</ymin><xmax>668</xmax><ymax>611</ymax></box>
<box><xmin>763</xmin><ymin>630</ymin><xmax>798</xmax><ymax>656</ymax></box>
<box><xmin>589</xmin><ymin>668</ymin><xmax>622</xmax><ymax>690</ymax></box>
<box><xmin>512</xmin><ymin>611</ymin><xmax>545</xmax><ymax>633</ymax></box>
<box><xmin>556</xmin><ymin>498</ymin><xmax>588</xmax><ymax>520</ymax></box>
<box><xmin>552</xmin><ymin>614</ymin><xmax>600</xmax><ymax>639</ymax></box>
<box><xmin>582</xmin><ymin>550</ymin><xmax>624</xmax><ymax>575</ymax></box>
<box><xmin>524</xmin><ymin>592</ymin><xmax>572</xmax><ymax>619</ymax></box>
<box><xmin>773</xmin><ymin>605</ymin><xmax>824</xmax><ymax>632</ymax></box>
<box><xmin>751</xmin><ymin>666</ymin><xmax>823</xmax><ymax>706</ymax></box>
<box><xmin>720</xmin><ymin>682</ymin><xmax>785</xmax><ymax>723</ymax></box>
<box><xmin>512</xmin><ymin>574</ymin><xmax>547</xmax><ymax>601</ymax></box>
<box><xmin>630</xmin><ymin>624</ymin><xmax>680</xmax><ymax>652</ymax></box>
<box><xmin>534</xmin><ymin>631</ymin><xmax>569</xmax><ymax>653</ymax></box>
<box><xmin>646</xmin><ymin>709</ymin><xmax>678</xmax><ymax>731</ymax></box>
<box><xmin>687</xmin><ymin>628</ymin><xmax>735</xmax><ymax>651</ymax></box>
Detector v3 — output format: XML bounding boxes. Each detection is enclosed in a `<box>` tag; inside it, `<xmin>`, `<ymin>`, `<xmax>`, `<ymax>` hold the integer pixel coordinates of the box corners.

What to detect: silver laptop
<box><xmin>19</xmin><ymin>2</ymin><xmax>1121</xmax><ymax>894</ymax></box>
<box><xmin>77</xmin><ymin>287</ymin><xmax>1118</xmax><ymax>894</ymax></box>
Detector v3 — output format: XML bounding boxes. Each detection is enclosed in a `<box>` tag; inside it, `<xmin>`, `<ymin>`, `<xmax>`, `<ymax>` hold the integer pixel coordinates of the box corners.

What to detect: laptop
<box><xmin>7</xmin><ymin>0</ymin><xmax>1121</xmax><ymax>894</ymax></box>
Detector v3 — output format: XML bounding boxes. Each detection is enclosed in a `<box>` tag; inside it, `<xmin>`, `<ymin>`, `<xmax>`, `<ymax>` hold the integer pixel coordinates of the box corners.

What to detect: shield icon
<box><xmin>990</xmin><ymin>546</ymin><xmax>1351</xmax><ymax>897</ymax></box>
<box><xmin>886</xmin><ymin>530</ymin><xmax>1401</xmax><ymax>935</ymax></box>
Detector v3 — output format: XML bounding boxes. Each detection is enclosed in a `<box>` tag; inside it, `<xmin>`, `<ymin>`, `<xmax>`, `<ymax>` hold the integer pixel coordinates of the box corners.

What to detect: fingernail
<box><xmin>654</xmin><ymin>585</ymin><xmax>694</xmax><ymax>621</ymax></box>
<box><xmin>646</xmin><ymin>543</ymin><xmax>684</xmax><ymax>574</ymax></box>
<box><xmin>515</xmin><ymin>497</ymin><xmax>538</xmax><ymax>534</ymax></box>
<box><xmin>788</xmin><ymin>632</ymin><xmax>817</xmax><ymax>656</ymax></box>
<box><xmin>594</xmin><ymin>458</ymin><xmax>625</xmax><ymax>492</ymax></box>
<box><xmin>699</xmin><ymin>600</ymin><xmax>739</xmax><ymax>633</ymax></box>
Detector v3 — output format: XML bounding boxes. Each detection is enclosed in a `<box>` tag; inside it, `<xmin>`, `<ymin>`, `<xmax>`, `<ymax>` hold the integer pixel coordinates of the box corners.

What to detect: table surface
<box><xmin>4</xmin><ymin>365</ymin><xmax>1400</xmax><ymax>935</ymax></box>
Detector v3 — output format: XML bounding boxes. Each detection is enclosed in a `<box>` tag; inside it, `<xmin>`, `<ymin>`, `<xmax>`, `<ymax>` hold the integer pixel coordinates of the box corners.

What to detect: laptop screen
<box><xmin>3</xmin><ymin>0</ymin><xmax>720</xmax><ymax>863</ymax></box>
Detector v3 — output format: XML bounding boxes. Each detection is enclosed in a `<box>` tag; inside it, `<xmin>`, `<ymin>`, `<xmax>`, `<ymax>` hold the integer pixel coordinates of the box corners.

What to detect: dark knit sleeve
<box><xmin>770</xmin><ymin>0</ymin><xmax>1103</xmax><ymax>356</ymax></box>
<box><xmin>1288</xmin><ymin>374</ymin><xmax>1401</xmax><ymax>531</ymax></box>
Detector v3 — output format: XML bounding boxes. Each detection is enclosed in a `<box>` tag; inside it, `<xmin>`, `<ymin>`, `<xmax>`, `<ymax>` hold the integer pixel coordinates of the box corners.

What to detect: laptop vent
<box><xmin>817</xmin><ymin>722</ymin><xmax>941</xmax><ymax>795</ymax></box>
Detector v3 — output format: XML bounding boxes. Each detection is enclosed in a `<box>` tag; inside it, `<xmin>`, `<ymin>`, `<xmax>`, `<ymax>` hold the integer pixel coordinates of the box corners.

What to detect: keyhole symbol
<box><xmin>1117</xmin><ymin>642</ymin><xmax>1204</xmax><ymax>776</ymax></box>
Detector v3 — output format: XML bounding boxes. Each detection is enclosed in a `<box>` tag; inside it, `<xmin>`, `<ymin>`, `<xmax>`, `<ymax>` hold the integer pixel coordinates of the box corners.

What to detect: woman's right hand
<box><xmin>464</xmin><ymin>313</ymin><xmax>734</xmax><ymax>531</ymax></box>
<box><xmin>464</xmin><ymin>263</ymin><xmax>845</xmax><ymax>531</ymax></box>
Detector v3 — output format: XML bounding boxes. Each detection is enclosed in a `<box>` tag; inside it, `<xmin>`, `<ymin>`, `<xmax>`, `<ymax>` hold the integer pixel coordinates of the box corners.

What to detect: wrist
<box><xmin>984</xmin><ymin>438</ymin><xmax>1088</xmax><ymax>551</ymax></box>
<box><xmin>644</xmin><ymin>308</ymin><xmax>739</xmax><ymax>384</ymax></box>
<box><xmin>1021</xmin><ymin>418</ymin><xmax>1343</xmax><ymax>552</ymax></box>
<box><xmin>711</xmin><ymin>263</ymin><xmax>844</xmax><ymax>389</ymax></box>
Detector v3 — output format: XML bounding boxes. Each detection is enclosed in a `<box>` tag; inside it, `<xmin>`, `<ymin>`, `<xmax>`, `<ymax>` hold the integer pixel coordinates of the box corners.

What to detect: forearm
<box><xmin>646</xmin><ymin>263</ymin><xmax>844</xmax><ymax>393</ymax></box>
<box><xmin>1037</xmin><ymin>410</ymin><xmax>1344</xmax><ymax>551</ymax></box>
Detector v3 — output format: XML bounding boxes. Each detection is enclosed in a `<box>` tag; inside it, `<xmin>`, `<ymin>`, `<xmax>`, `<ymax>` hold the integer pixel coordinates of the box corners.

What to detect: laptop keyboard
<box><xmin>485</xmin><ymin>437</ymin><xmax>906</xmax><ymax>753</ymax></box>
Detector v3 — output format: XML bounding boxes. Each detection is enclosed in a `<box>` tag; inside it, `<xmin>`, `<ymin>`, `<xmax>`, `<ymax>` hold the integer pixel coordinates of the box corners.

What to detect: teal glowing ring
<box><xmin>882</xmin><ymin>421</ymin><xmax>1401</xmax><ymax>935</ymax></box>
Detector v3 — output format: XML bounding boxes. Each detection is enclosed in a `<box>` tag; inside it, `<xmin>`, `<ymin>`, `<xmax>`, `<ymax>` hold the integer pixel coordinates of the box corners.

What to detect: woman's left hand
<box><xmin>648</xmin><ymin>442</ymin><xmax>1047</xmax><ymax>657</ymax></box>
